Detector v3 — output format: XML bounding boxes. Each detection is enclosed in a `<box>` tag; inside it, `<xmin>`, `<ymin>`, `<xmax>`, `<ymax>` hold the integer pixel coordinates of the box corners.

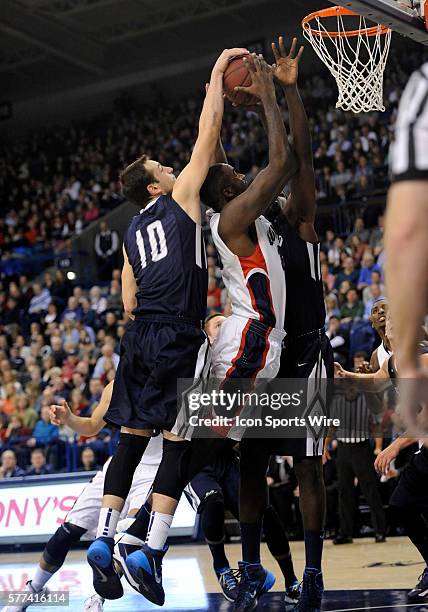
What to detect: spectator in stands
<box><xmin>27</xmin><ymin>406</ymin><xmax>59</xmax><ymax>451</ymax></box>
<box><xmin>363</xmin><ymin>283</ymin><xmax>385</xmax><ymax>320</ymax></box>
<box><xmin>94</xmin><ymin>221</ymin><xmax>120</xmax><ymax>281</ymax></box>
<box><xmin>26</xmin><ymin>448</ymin><xmax>52</xmax><ymax>476</ymax></box>
<box><xmin>89</xmin><ymin>286</ymin><xmax>107</xmax><ymax>315</ymax></box>
<box><xmin>326</xmin><ymin>316</ymin><xmax>347</xmax><ymax>365</ymax></box>
<box><xmin>346</xmin><ymin>216</ymin><xmax>370</xmax><ymax>246</ymax></box>
<box><xmin>79</xmin><ymin>446</ymin><xmax>100</xmax><ymax>472</ymax></box>
<box><xmin>15</xmin><ymin>395</ymin><xmax>38</xmax><ymax>429</ymax></box>
<box><xmin>321</xmin><ymin>262</ymin><xmax>335</xmax><ymax>292</ymax></box>
<box><xmin>0</xmin><ymin>449</ymin><xmax>25</xmax><ymax>478</ymax></box>
<box><xmin>92</xmin><ymin>341</ymin><xmax>119</xmax><ymax>378</ymax></box>
<box><xmin>50</xmin><ymin>336</ymin><xmax>67</xmax><ymax>367</ymax></box>
<box><xmin>350</xmin><ymin>235</ymin><xmax>365</xmax><ymax>266</ymax></box>
<box><xmin>353</xmin><ymin>351</ymin><xmax>369</xmax><ymax>371</ymax></box>
<box><xmin>328</xmin><ymin>237</ymin><xmax>350</xmax><ymax>270</ymax></box>
<box><xmin>357</xmin><ymin>251</ymin><xmax>382</xmax><ymax>290</ymax></box>
<box><xmin>28</xmin><ymin>283</ymin><xmax>51</xmax><ymax>317</ymax></box>
<box><xmin>106</xmin><ymin>280</ymin><xmax>122</xmax><ymax>314</ymax></box>
<box><xmin>334</xmin><ymin>256</ymin><xmax>359</xmax><ymax>290</ymax></box>
<box><xmin>50</xmin><ymin>270</ymin><xmax>71</xmax><ymax>307</ymax></box>
<box><xmin>61</xmin><ymin>319</ymin><xmax>80</xmax><ymax>345</ymax></box>
<box><xmin>362</xmin><ymin>271</ymin><xmax>384</xmax><ymax>304</ymax></box>
<box><xmin>61</xmin><ymin>296</ymin><xmax>83</xmax><ymax>322</ymax></box>
<box><xmin>330</xmin><ymin>161</ymin><xmax>353</xmax><ymax>201</ymax></box>
<box><xmin>340</xmin><ymin>288</ymin><xmax>364</xmax><ymax>324</ymax></box>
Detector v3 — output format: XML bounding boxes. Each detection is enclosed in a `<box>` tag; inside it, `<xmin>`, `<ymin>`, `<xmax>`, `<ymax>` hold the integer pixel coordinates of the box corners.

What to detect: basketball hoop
<box><xmin>302</xmin><ymin>6</ymin><xmax>392</xmax><ymax>113</ymax></box>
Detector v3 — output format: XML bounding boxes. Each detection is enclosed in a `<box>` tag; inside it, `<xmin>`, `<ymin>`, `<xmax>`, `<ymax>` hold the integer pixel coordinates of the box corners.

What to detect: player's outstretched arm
<box><xmin>204</xmin><ymin>83</ymin><xmax>228</xmax><ymax>166</ymax></box>
<box><xmin>219</xmin><ymin>55</ymin><xmax>296</xmax><ymax>241</ymax></box>
<box><xmin>50</xmin><ymin>380</ymin><xmax>114</xmax><ymax>436</ymax></box>
<box><xmin>272</xmin><ymin>37</ymin><xmax>317</xmax><ymax>236</ymax></box>
<box><xmin>122</xmin><ymin>245</ymin><xmax>137</xmax><ymax>320</ymax></box>
<box><xmin>173</xmin><ymin>48</ymin><xmax>248</xmax><ymax>224</ymax></box>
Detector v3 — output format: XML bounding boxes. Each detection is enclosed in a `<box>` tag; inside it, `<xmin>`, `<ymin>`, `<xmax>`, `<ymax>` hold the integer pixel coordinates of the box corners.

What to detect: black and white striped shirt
<box><xmin>332</xmin><ymin>391</ymin><xmax>371</xmax><ymax>443</ymax></box>
<box><xmin>391</xmin><ymin>62</ymin><xmax>428</xmax><ymax>182</ymax></box>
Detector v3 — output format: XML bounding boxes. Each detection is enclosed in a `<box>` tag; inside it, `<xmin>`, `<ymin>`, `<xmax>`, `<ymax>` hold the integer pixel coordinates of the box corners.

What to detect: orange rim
<box><xmin>302</xmin><ymin>6</ymin><xmax>390</xmax><ymax>38</ymax></box>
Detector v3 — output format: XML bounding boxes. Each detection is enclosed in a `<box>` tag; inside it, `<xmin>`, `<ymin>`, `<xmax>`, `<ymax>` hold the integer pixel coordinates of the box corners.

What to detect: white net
<box><xmin>302</xmin><ymin>12</ymin><xmax>392</xmax><ymax>113</ymax></box>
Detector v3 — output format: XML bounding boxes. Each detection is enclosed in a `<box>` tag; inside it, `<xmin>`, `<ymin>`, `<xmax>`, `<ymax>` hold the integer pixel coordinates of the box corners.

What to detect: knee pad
<box><xmin>104</xmin><ymin>433</ymin><xmax>150</xmax><ymax>498</ymax></box>
<box><xmin>43</xmin><ymin>522</ymin><xmax>86</xmax><ymax>569</ymax></box>
<box><xmin>152</xmin><ymin>439</ymin><xmax>191</xmax><ymax>501</ymax></box>
<box><xmin>200</xmin><ymin>495</ymin><xmax>226</xmax><ymax>545</ymax></box>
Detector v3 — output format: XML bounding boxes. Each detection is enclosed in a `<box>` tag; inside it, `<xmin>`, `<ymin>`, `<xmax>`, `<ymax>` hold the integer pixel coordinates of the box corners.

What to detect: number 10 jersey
<box><xmin>124</xmin><ymin>195</ymin><xmax>208</xmax><ymax>321</ymax></box>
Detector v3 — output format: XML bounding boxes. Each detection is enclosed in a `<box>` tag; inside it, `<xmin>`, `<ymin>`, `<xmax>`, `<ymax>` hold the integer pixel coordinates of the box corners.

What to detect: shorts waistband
<box><xmin>134</xmin><ymin>313</ymin><xmax>203</xmax><ymax>328</ymax></box>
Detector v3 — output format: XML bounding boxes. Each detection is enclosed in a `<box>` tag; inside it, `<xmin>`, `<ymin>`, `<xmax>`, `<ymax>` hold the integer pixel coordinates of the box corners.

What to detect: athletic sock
<box><xmin>240</xmin><ymin>522</ymin><xmax>262</xmax><ymax>565</ymax></box>
<box><xmin>146</xmin><ymin>511</ymin><xmax>173</xmax><ymax>551</ymax></box>
<box><xmin>28</xmin><ymin>567</ymin><xmax>53</xmax><ymax>591</ymax></box>
<box><xmin>276</xmin><ymin>551</ymin><xmax>298</xmax><ymax>588</ymax></box>
<box><xmin>304</xmin><ymin>530</ymin><xmax>324</xmax><ymax>571</ymax></box>
<box><xmin>126</xmin><ymin>500</ymin><xmax>152</xmax><ymax>539</ymax></box>
<box><xmin>207</xmin><ymin>541</ymin><xmax>229</xmax><ymax>574</ymax></box>
<box><xmin>96</xmin><ymin>507</ymin><xmax>121</xmax><ymax>540</ymax></box>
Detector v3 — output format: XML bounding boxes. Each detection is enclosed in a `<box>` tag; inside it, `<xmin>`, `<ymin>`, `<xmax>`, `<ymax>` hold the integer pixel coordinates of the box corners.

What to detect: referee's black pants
<box><xmin>337</xmin><ymin>440</ymin><xmax>386</xmax><ymax>538</ymax></box>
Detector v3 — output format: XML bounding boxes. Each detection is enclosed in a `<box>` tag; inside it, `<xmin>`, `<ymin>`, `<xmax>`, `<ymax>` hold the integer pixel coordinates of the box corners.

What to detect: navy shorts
<box><xmin>390</xmin><ymin>446</ymin><xmax>428</xmax><ymax>510</ymax></box>
<box><xmin>185</xmin><ymin>448</ymin><xmax>240</xmax><ymax>517</ymax></box>
<box><xmin>105</xmin><ymin>316</ymin><xmax>208</xmax><ymax>432</ymax></box>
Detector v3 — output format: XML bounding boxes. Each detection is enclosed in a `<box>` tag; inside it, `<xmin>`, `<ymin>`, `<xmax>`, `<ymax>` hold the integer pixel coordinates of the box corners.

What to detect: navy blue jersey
<box><xmin>273</xmin><ymin>212</ymin><xmax>325</xmax><ymax>336</ymax></box>
<box><xmin>124</xmin><ymin>195</ymin><xmax>207</xmax><ymax>320</ymax></box>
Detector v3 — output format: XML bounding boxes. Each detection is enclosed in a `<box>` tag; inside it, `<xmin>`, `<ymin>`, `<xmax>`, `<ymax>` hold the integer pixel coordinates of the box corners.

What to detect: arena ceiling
<box><xmin>0</xmin><ymin>0</ymin><xmax>329</xmax><ymax>103</ymax></box>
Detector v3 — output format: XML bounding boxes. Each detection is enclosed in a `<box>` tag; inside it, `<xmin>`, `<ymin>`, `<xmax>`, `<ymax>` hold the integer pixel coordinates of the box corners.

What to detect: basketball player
<box><xmin>1</xmin><ymin>381</ymin><xmax>162</xmax><ymax>612</ymax></box>
<box><xmin>86</xmin><ymin>47</ymin><xmax>251</xmax><ymax>604</ymax></box>
<box><xmin>184</xmin><ymin>313</ymin><xmax>300</xmax><ymax>606</ymax></box>
<box><xmin>369</xmin><ymin>299</ymin><xmax>391</xmax><ymax>371</ymax></box>
<box><xmin>337</xmin><ymin>315</ymin><xmax>428</xmax><ymax>604</ymax></box>
<box><xmin>385</xmin><ymin>61</ymin><xmax>428</xmax><ymax>439</ymax></box>
<box><xmin>234</xmin><ymin>37</ymin><xmax>334</xmax><ymax>612</ymax></box>
<box><xmin>194</xmin><ymin>53</ymin><xmax>296</xmax><ymax>612</ymax></box>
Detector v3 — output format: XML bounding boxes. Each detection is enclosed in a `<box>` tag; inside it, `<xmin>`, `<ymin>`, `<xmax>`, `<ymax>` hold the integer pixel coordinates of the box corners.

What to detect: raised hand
<box><xmin>50</xmin><ymin>400</ymin><xmax>71</xmax><ymax>426</ymax></box>
<box><xmin>213</xmin><ymin>47</ymin><xmax>250</xmax><ymax>74</ymax></box>
<box><xmin>234</xmin><ymin>54</ymin><xmax>275</xmax><ymax>102</ymax></box>
<box><xmin>334</xmin><ymin>362</ymin><xmax>347</xmax><ymax>378</ymax></box>
<box><xmin>271</xmin><ymin>36</ymin><xmax>304</xmax><ymax>88</ymax></box>
<box><xmin>374</xmin><ymin>444</ymin><xmax>398</xmax><ymax>475</ymax></box>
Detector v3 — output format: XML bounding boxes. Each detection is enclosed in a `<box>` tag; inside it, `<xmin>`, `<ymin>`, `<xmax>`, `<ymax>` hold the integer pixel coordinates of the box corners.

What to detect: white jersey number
<box><xmin>136</xmin><ymin>220</ymin><xmax>168</xmax><ymax>269</ymax></box>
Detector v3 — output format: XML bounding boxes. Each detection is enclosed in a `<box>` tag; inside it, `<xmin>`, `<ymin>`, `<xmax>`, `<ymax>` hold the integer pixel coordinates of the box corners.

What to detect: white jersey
<box><xmin>376</xmin><ymin>341</ymin><xmax>391</xmax><ymax>369</ymax></box>
<box><xmin>209</xmin><ymin>212</ymin><xmax>285</xmax><ymax>331</ymax></box>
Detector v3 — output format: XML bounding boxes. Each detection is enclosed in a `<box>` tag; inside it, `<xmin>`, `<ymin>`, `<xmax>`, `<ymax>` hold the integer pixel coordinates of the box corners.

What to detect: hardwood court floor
<box><xmin>0</xmin><ymin>537</ymin><xmax>423</xmax><ymax>610</ymax></box>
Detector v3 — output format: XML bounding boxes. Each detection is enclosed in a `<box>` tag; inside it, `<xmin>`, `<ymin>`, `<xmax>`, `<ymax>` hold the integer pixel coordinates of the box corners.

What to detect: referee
<box><xmin>385</xmin><ymin>62</ymin><xmax>428</xmax><ymax>440</ymax></box>
<box><xmin>325</xmin><ymin>385</ymin><xmax>386</xmax><ymax>544</ymax></box>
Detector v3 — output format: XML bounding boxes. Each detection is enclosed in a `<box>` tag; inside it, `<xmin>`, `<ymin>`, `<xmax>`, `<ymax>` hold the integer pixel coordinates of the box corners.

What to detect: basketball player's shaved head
<box><xmin>200</xmin><ymin>163</ymin><xmax>246</xmax><ymax>211</ymax></box>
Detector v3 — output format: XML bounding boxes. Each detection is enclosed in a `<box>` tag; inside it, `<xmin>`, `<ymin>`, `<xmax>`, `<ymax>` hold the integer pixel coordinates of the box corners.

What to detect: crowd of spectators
<box><xmin>0</xmin><ymin>268</ymin><xmax>122</xmax><ymax>474</ymax></box>
<box><xmin>0</xmin><ymin>45</ymin><xmax>425</xmax><ymax>484</ymax></box>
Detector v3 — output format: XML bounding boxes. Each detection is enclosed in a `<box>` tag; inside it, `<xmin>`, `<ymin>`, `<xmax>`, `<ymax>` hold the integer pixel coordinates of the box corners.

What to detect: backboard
<box><xmin>329</xmin><ymin>0</ymin><xmax>428</xmax><ymax>44</ymax></box>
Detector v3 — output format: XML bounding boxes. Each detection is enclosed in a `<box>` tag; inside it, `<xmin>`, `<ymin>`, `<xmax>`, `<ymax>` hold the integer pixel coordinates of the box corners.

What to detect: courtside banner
<box><xmin>0</xmin><ymin>474</ymin><xmax>195</xmax><ymax>544</ymax></box>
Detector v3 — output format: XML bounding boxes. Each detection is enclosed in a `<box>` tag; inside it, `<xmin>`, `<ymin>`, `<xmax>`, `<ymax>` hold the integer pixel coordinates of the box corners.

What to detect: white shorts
<box><xmin>210</xmin><ymin>315</ymin><xmax>286</xmax><ymax>440</ymax></box>
<box><xmin>211</xmin><ymin>315</ymin><xmax>285</xmax><ymax>381</ymax></box>
<box><xmin>66</xmin><ymin>459</ymin><xmax>158</xmax><ymax>539</ymax></box>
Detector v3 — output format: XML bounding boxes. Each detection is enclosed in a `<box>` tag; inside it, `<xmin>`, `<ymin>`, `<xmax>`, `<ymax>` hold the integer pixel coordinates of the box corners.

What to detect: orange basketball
<box><xmin>223</xmin><ymin>54</ymin><xmax>258</xmax><ymax>107</ymax></box>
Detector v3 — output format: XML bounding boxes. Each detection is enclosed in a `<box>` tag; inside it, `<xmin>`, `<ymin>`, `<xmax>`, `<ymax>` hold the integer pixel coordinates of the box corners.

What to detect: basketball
<box><xmin>223</xmin><ymin>54</ymin><xmax>258</xmax><ymax>106</ymax></box>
